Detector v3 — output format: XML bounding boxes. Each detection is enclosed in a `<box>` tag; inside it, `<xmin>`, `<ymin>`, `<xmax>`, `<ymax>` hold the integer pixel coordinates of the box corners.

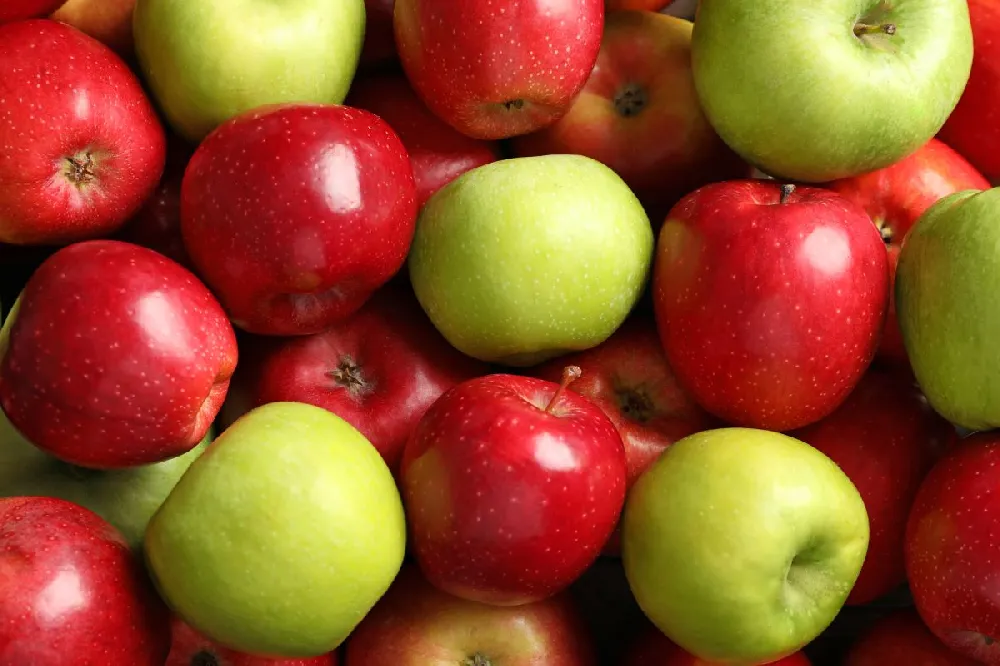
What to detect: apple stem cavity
<box><xmin>853</xmin><ymin>21</ymin><xmax>896</xmax><ymax>37</ymax></box>
<box><xmin>189</xmin><ymin>650</ymin><xmax>219</xmax><ymax>666</ymax></box>
<box><xmin>500</xmin><ymin>99</ymin><xmax>525</xmax><ymax>111</ymax></box>
<box><xmin>545</xmin><ymin>365</ymin><xmax>583</xmax><ymax>414</ymax></box>
<box><xmin>462</xmin><ymin>653</ymin><xmax>493</xmax><ymax>666</ymax></box>
<box><xmin>779</xmin><ymin>183</ymin><xmax>796</xmax><ymax>204</ymax></box>
<box><xmin>614</xmin><ymin>84</ymin><xmax>648</xmax><ymax>118</ymax></box>
<box><xmin>64</xmin><ymin>151</ymin><xmax>97</xmax><ymax>187</ymax></box>
<box><xmin>328</xmin><ymin>355</ymin><xmax>371</xmax><ymax>397</ymax></box>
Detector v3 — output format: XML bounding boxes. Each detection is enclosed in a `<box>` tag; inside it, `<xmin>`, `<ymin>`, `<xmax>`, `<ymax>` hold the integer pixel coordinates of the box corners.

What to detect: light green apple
<box><xmin>621</xmin><ymin>427</ymin><xmax>869</xmax><ymax>664</ymax></box>
<box><xmin>895</xmin><ymin>188</ymin><xmax>1000</xmax><ymax>431</ymax></box>
<box><xmin>133</xmin><ymin>0</ymin><xmax>365</xmax><ymax>142</ymax></box>
<box><xmin>144</xmin><ymin>401</ymin><xmax>406</xmax><ymax>658</ymax></box>
<box><xmin>691</xmin><ymin>0</ymin><xmax>973</xmax><ymax>182</ymax></box>
<box><xmin>407</xmin><ymin>154</ymin><xmax>654</xmax><ymax>367</ymax></box>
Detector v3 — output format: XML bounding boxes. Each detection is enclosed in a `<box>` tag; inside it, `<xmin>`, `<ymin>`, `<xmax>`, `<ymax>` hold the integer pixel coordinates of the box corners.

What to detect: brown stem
<box><xmin>779</xmin><ymin>183</ymin><xmax>796</xmax><ymax>204</ymax></box>
<box><xmin>545</xmin><ymin>366</ymin><xmax>582</xmax><ymax>413</ymax></box>
<box><xmin>854</xmin><ymin>21</ymin><xmax>896</xmax><ymax>36</ymax></box>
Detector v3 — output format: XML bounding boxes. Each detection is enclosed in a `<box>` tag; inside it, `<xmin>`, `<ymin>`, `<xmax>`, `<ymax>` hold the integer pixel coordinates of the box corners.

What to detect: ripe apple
<box><xmin>621</xmin><ymin>427</ymin><xmax>869</xmax><ymax>664</ymax></box>
<box><xmin>906</xmin><ymin>431</ymin><xmax>1000</xmax><ymax>664</ymax></box>
<box><xmin>845</xmin><ymin>609</ymin><xmax>979</xmax><ymax>666</ymax></box>
<box><xmin>401</xmin><ymin>368</ymin><xmax>628</xmax><ymax>606</ymax></box>
<box><xmin>653</xmin><ymin>180</ymin><xmax>889</xmax><ymax>431</ymax></box>
<box><xmin>0</xmin><ymin>240</ymin><xmax>238</xmax><ymax>469</ymax></box>
<box><xmin>393</xmin><ymin>0</ymin><xmax>604</xmax><ymax>140</ymax></box>
<box><xmin>181</xmin><ymin>103</ymin><xmax>418</xmax><ymax>337</ymax></box>
<box><xmin>133</xmin><ymin>0</ymin><xmax>365</xmax><ymax>142</ymax></box>
<box><xmin>895</xmin><ymin>187</ymin><xmax>1000</xmax><ymax>431</ymax></box>
<box><xmin>511</xmin><ymin>11</ymin><xmax>744</xmax><ymax>224</ymax></box>
<box><xmin>789</xmin><ymin>366</ymin><xmax>953</xmax><ymax>605</ymax></box>
<box><xmin>0</xmin><ymin>19</ymin><xmax>166</xmax><ymax>245</ymax></box>
<box><xmin>0</xmin><ymin>0</ymin><xmax>66</xmax><ymax>22</ymax></box>
<box><xmin>347</xmin><ymin>74</ymin><xmax>502</xmax><ymax>207</ymax></box>
<box><xmin>146</xmin><ymin>401</ymin><xmax>407</xmax><ymax>657</ymax></box>
<box><xmin>408</xmin><ymin>154</ymin><xmax>653</xmax><ymax>366</ymax></box>
<box><xmin>662</xmin><ymin>0</ymin><xmax>697</xmax><ymax>17</ymax></box>
<box><xmin>826</xmin><ymin>138</ymin><xmax>991</xmax><ymax>368</ymax></box>
<box><xmin>0</xmin><ymin>496</ymin><xmax>170</xmax><ymax>665</ymax></box>
<box><xmin>344</xmin><ymin>565</ymin><xmax>596</xmax><ymax>665</ymax></box>
<box><xmin>623</xmin><ymin>622</ymin><xmax>812</xmax><ymax>666</ymax></box>
<box><xmin>691</xmin><ymin>0</ymin><xmax>973</xmax><ymax>182</ymax></box>
<box><xmin>50</xmin><ymin>0</ymin><xmax>136</xmax><ymax>56</ymax></box>
<box><xmin>168</xmin><ymin>617</ymin><xmax>337</xmax><ymax>666</ymax></box>
<box><xmin>359</xmin><ymin>0</ymin><xmax>396</xmax><ymax>68</ymax></box>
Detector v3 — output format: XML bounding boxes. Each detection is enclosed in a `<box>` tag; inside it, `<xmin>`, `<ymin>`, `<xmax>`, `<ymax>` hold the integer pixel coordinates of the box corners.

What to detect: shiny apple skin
<box><xmin>845</xmin><ymin>609</ymin><xmax>980</xmax><ymax>666</ymax></box>
<box><xmin>623</xmin><ymin>622</ymin><xmax>812</xmax><ymax>666</ymax></box>
<box><xmin>168</xmin><ymin>616</ymin><xmax>338</xmax><ymax>666</ymax></box>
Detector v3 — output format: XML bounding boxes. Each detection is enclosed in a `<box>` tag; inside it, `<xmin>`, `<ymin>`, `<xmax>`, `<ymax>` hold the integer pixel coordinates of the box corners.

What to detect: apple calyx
<box><xmin>779</xmin><ymin>183</ymin><xmax>796</xmax><ymax>204</ymax></box>
<box><xmin>327</xmin><ymin>355</ymin><xmax>373</xmax><ymax>398</ymax></box>
<box><xmin>614</xmin><ymin>84</ymin><xmax>648</xmax><ymax>118</ymax></box>
<box><xmin>853</xmin><ymin>21</ymin><xmax>896</xmax><ymax>37</ymax></box>
<box><xmin>616</xmin><ymin>385</ymin><xmax>655</xmax><ymax>423</ymax></box>
<box><xmin>462</xmin><ymin>653</ymin><xmax>493</xmax><ymax>666</ymax></box>
<box><xmin>189</xmin><ymin>650</ymin><xmax>219</xmax><ymax>666</ymax></box>
<box><xmin>545</xmin><ymin>365</ymin><xmax>583</xmax><ymax>414</ymax></box>
<box><xmin>500</xmin><ymin>99</ymin><xmax>526</xmax><ymax>112</ymax></box>
<box><xmin>64</xmin><ymin>150</ymin><xmax>98</xmax><ymax>187</ymax></box>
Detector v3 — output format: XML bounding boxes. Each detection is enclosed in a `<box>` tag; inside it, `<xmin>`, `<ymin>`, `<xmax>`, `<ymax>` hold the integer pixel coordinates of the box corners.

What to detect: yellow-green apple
<box><xmin>845</xmin><ymin>609</ymin><xmax>980</xmax><ymax>666</ymax></box>
<box><xmin>623</xmin><ymin>622</ymin><xmax>812</xmax><ymax>666</ymax></box>
<box><xmin>621</xmin><ymin>427</ymin><xmax>869</xmax><ymax>664</ymax></box>
<box><xmin>0</xmin><ymin>0</ymin><xmax>65</xmax><ymax>22</ymax></box>
<box><xmin>691</xmin><ymin>0</ymin><xmax>973</xmax><ymax>182</ymax></box>
<box><xmin>168</xmin><ymin>616</ymin><xmax>338</xmax><ymax>666</ymax></box>
<box><xmin>408</xmin><ymin>154</ymin><xmax>653</xmax><ymax>366</ymax></box>
<box><xmin>50</xmin><ymin>0</ymin><xmax>136</xmax><ymax>56</ymax></box>
<box><xmin>393</xmin><ymin>0</ymin><xmax>604</xmax><ymax>140</ymax></box>
<box><xmin>0</xmin><ymin>20</ymin><xmax>165</xmax><ymax>245</ymax></box>
<box><xmin>180</xmin><ymin>104</ymin><xmax>418</xmax><ymax>337</ymax></box>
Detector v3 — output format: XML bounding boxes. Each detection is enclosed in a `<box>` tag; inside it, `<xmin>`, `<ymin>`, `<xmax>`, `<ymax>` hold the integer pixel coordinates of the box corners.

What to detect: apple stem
<box><xmin>854</xmin><ymin>21</ymin><xmax>896</xmax><ymax>36</ymax></box>
<box><xmin>65</xmin><ymin>152</ymin><xmax>96</xmax><ymax>186</ymax></box>
<box><xmin>462</xmin><ymin>654</ymin><xmax>492</xmax><ymax>666</ymax></box>
<box><xmin>190</xmin><ymin>650</ymin><xmax>219</xmax><ymax>666</ymax></box>
<box><xmin>545</xmin><ymin>366</ymin><xmax>582</xmax><ymax>413</ymax></box>
<box><xmin>779</xmin><ymin>183</ymin><xmax>796</xmax><ymax>204</ymax></box>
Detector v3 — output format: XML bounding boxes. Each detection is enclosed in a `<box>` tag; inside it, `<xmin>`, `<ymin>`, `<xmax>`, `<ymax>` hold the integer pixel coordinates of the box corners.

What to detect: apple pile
<box><xmin>2</xmin><ymin>0</ymin><xmax>1000</xmax><ymax>664</ymax></box>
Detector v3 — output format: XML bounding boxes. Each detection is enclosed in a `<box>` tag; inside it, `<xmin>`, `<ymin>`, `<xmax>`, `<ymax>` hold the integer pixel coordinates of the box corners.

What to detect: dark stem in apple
<box><xmin>501</xmin><ymin>99</ymin><xmax>525</xmax><ymax>111</ymax></box>
<box><xmin>854</xmin><ymin>21</ymin><xmax>896</xmax><ymax>36</ymax></box>
<box><xmin>327</xmin><ymin>355</ymin><xmax>371</xmax><ymax>398</ymax></box>
<box><xmin>462</xmin><ymin>653</ymin><xmax>493</xmax><ymax>666</ymax></box>
<box><xmin>616</xmin><ymin>385</ymin><xmax>655</xmax><ymax>423</ymax></box>
<box><xmin>545</xmin><ymin>365</ymin><xmax>583</xmax><ymax>414</ymax></box>
<box><xmin>64</xmin><ymin>152</ymin><xmax>97</xmax><ymax>186</ymax></box>
<box><xmin>614</xmin><ymin>83</ymin><xmax>648</xmax><ymax>118</ymax></box>
<box><xmin>779</xmin><ymin>183</ymin><xmax>796</xmax><ymax>204</ymax></box>
<box><xmin>190</xmin><ymin>650</ymin><xmax>219</xmax><ymax>666</ymax></box>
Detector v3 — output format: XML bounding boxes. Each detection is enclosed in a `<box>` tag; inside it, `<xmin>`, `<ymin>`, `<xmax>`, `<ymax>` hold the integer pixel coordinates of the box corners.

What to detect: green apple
<box><xmin>895</xmin><ymin>188</ymin><xmax>1000</xmax><ymax>431</ymax></box>
<box><xmin>407</xmin><ymin>154</ymin><xmax>654</xmax><ymax>367</ymax></box>
<box><xmin>691</xmin><ymin>0</ymin><xmax>973</xmax><ymax>182</ymax></box>
<box><xmin>621</xmin><ymin>427</ymin><xmax>869</xmax><ymax>664</ymax></box>
<box><xmin>145</xmin><ymin>401</ymin><xmax>406</xmax><ymax>657</ymax></box>
<box><xmin>133</xmin><ymin>0</ymin><xmax>365</xmax><ymax>142</ymax></box>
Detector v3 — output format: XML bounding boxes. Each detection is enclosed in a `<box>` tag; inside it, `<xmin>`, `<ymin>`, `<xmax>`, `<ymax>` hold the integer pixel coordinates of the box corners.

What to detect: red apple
<box><xmin>220</xmin><ymin>282</ymin><xmax>489</xmax><ymax>474</ymax></box>
<box><xmin>826</xmin><ymin>138</ymin><xmax>990</xmax><ymax>368</ymax></box>
<box><xmin>0</xmin><ymin>496</ymin><xmax>170</xmax><ymax>664</ymax></box>
<box><xmin>0</xmin><ymin>240</ymin><xmax>238</xmax><ymax>469</ymax></box>
<box><xmin>50</xmin><ymin>0</ymin><xmax>136</xmax><ymax>56</ymax></box>
<box><xmin>181</xmin><ymin>103</ymin><xmax>418</xmax><ymax>337</ymax></box>
<box><xmin>393</xmin><ymin>0</ymin><xmax>604</xmax><ymax>140</ymax></box>
<box><xmin>790</xmin><ymin>365</ymin><xmax>954</xmax><ymax>605</ymax></box>
<box><xmin>344</xmin><ymin>565</ymin><xmax>595</xmax><ymax>665</ymax></box>
<box><xmin>0</xmin><ymin>20</ymin><xmax>165</xmax><ymax>245</ymax></box>
<box><xmin>359</xmin><ymin>0</ymin><xmax>397</xmax><ymax>69</ymax></box>
<box><xmin>623</xmin><ymin>622</ymin><xmax>811</xmax><ymax>666</ymax></box>
<box><xmin>347</xmin><ymin>74</ymin><xmax>502</xmax><ymax>207</ymax></box>
<box><xmin>511</xmin><ymin>10</ymin><xmax>744</xmax><ymax>224</ymax></box>
<box><xmin>168</xmin><ymin>616</ymin><xmax>337</xmax><ymax>666</ymax></box>
<box><xmin>401</xmin><ymin>367</ymin><xmax>627</xmax><ymax>606</ymax></box>
<box><xmin>906</xmin><ymin>431</ymin><xmax>1000</xmax><ymax>664</ymax></box>
<box><xmin>845</xmin><ymin>609</ymin><xmax>980</xmax><ymax>666</ymax></box>
<box><xmin>0</xmin><ymin>0</ymin><xmax>66</xmax><ymax>22</ymax></box>
<box><xmin>652</xmin><ymin>180</ymin><xmax>889</xmax><ymax>431</ymax></box>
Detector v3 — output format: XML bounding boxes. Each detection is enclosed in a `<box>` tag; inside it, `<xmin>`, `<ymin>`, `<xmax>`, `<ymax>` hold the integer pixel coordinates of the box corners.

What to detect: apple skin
<box><xmin>511</xmin><ymin>11</ymin><xmax>744</xmax><ymax>224</ymax></box>
<box><xmin>789</xmin><ymin>365</ymin><xmax>953</xmax><ymax>605</ymax></box>
<box><xmin>0</xmin><ymin>496</ymin><xmax>170</xmax><ymax>665</ymax></box>
<box><xmin>844</xmin><ymin>609</ymin><xmax>980</xmax><ymax>666</ymax></box>
<box><xmin>50</xmin><ymin>0</ymin><xmax>136</xmax><ymax>56</ymax></box>
<box><xmin>168</xmin><ymin>616</ymin><xmax>338</xmax><ymax>666</ymax></box>
<box><xmin>0</xmin><ymin>19</ymin><xmax>166</xmax><ymax>245</ymax></box>
<box><xmin>393</xmin><ymin>0</ymin><xmax>604</xmax><ymax>140</ymax></box>
<box><xmin>622</xmin><ymin>623</ymin><xmax>812</xmax><ymax>666</ymax></box>
<box><xmin>691</xmin><ymin>0</ymin><xmax>973</xmax><ymax>182</ymax></box>
<box><xmin>359</xmin><ymin>0</ymin><xmax>396</xmax><ymax>68</ymax></box>
<box><xmin>347</xmin><ymin>74</ymin><xmax>503</xmax><ymax>208</ymax></box>
<box><xmin>181</xmin><ymin>103</ymin><xmax>418</xmax><ymax>337</ymax></box>
<box><xmin>621</xmin><ymin>427</ymin><xmax>869</xmax><ymax>664</ymax></box>
<box><xmin>0</xmin><ymin>0</ymin><xmax>66</xmax><ymax>22</ymax></box>
<box><xmin>0</xmin><ymin>240</ymin><xmax>238</xmax><ymax>469</ymax></box>
<box><xmin>401</xmin><ymin>372</ymin><xmax>627</xmax><ymax>606</ymax></box>
<box><xmin>344</xmin><ymin>565</ymin><xmax>596</xmax><ymax>665</ymax></box>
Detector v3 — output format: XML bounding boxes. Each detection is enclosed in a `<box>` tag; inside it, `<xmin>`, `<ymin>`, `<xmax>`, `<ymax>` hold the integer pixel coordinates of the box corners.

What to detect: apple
<box><xmin>146</xmin><ymin>401</ymin><xmax>407</xmax><ymax>657</ymax></box>
<box><xmin>691</xmin><ymin>0</ymin><xmax>973</xmax><ymax>182</ymax></box>
<box><xmin>662</xmin><ymin>0</ymin><xmax>697</xmax><ymax>18</ymax></box>
<box><xmin>0</xmin><ymin>496</ymin><xmax>170</xmax><ymax>664</ymax></box>
<box><xmin>623</xmin><ymin>622</ymin><xmax>812</xmax><ymax>666</ymax></box>
<box><xmin>168</xmin><ymin>616</ymin><xmax>338</xmax><ymax>666</ymax></box>
<box><xmin>408</xmin><ymin>154</ymin><xmax>653</xmax><ymax>366</ymax></box>
<box><xmin>359</xmin><ymin>0</ymin><xmax>396</xmax><ymax>69</ymax></box>
<box><xmin>789</xmin><ymin>365</ymin><xmax>953</xmax><ymax>605</ymax></box>
<box><xmin>347</xmin><ymin>73</ymin><xmax>503</xmax><ymax>207</ymax></box>
<box><xmin>895</xmin><ymin>187</ymin><xmax>1000</xmax><ymax>431</ymax></box>
<box><xmin>50</xmin><ymin>0</ymin><xmax>136</xmax><ymax>56</ymax></box>
<box><xmin>133</xmin><ymin>0</ymin><xmax>365</xmax><ymax>142</ymax></box>
<box><xmin>906</xmin><ymin>431</ymin><xmax>1000</xmax><ymax>664</ymax></box>
<box><xmin>511</xmin><ymin>11</ymin><xmax>744</xmax><ymax>224</ymax></box>
<box><xmin>652</xmin><ymin>180</ymin><xmax>889</xmax><ymax>431</ymax></box>
<box><xmin>393</xmin><ymin>0</ymin><xmax>604</xmax><ymax>140</ymax></box>
<box><xmin>0</xmin><ymin>240</ymin><xmax>238</xmax><ymax>469</ymax></box>
<box><xmin>621</xmin><ymin>427</ymin><xmax>869</xmax><ymax>664</ymax></box>
<box><xmin>0</xmin><ymin>19</ymin><xmax>166</xmax><ymax>245</ymax></box>
<box><xmin>826</xmin><ymin>138</ymin><xmax>991</xmax><ymax>369</ymax></box>
<box><xmin>401</xmin><ymin>368</ymin><xmax>627</xmax><ymax>606</ymax></box>
<box><xmin>0</xmin><ymin>0</ymin><xmax>66</xmax><ymax>22</ymax></box>
<box><xmin>344</xmin><ymin>565</ymin><xmax>596</xmax><ymax>665</ymax></box>
<box><xmin>608</xmin><ymin>0</ymin><xmax>669</xmax><ymax>10</ymax></box>
<box><xmin>181</xmin><ymin>103</ymin><xmax>417</xmax><ymax>337</ymax></box>
<box><xmin>845</xmin><ymin>609</ymin><xmax>980</xmax><ymax>666</ymax></box>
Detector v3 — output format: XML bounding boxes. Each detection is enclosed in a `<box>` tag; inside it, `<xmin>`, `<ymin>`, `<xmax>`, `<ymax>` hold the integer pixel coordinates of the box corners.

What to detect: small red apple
<box><xmin>652</xmin><ymin>180</ymin><xmax>889</xmax><ymax>431</ymax></box>
<box><xmin>168</xmin><ymin>616</ymin><xmax>337</xmax><ymax>666</ymax></box>
<box><xmin>393</xmin><ymin>0</ymin><xmax>604</xmax><ymax>140</ymax></box>
<box><xmin>0</xmin><ymin>0</ymin><xmax>66</xmax><ymax>23</ymax></box>
<box><xmin>0</xmin><ymin>19</ymin><xmax>166</xmax><ymax>245</ymax></box>
<box><xmin>401</xmin><ymin>367</ymin><xmax>627</xmax><ymax>606</ymax></box>
<box><xmin>622</xmin><ymin>622</ymin><xmax>811</xmax><ymax>666</ymax></box>
<box><xmin>50</xmin><ymin>0</ymin><xmax>136</xmax><ymax>57</ymax></box>
<box><xmin>359</xmin><ymin>0</ymin><xmax>397</xmax><ymax>69</ymax></box>
<box><xmin>844</xmin><ymin>609</ymin><xmax>979</xmax><ymax>666</ymax></box>
<box><xmin>0</xmin><ymin>496</ymin><xmax>170</xmax><ymax>665</ymax></box>
<box><xmin>181</xmin><ymin>103</ymin><xmax>418</xmax><ymax>337</ymax></box>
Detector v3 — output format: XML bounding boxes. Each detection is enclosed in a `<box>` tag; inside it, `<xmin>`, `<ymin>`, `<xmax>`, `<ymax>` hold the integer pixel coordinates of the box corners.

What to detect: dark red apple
<box><xmin>359</xmin><ymin>0</ymin><xmax>397</xmax><ymax>69</ymax></box>
<box><xmin>0</xmin><ymin>0</ymin><xmax>66</xmax><ymax>22</ymax></box>
<box><xmin>168</xmin><ymin>616</ymin><xmax>337</xmax><ymax>666</ymax></box>
<box><xmin>0</xmin><ymin>496</ymin><xmax>170</xmax><ymax>665</ymax></box>
<box><xmin>393</xmin><ymin>0</ymin><xmax>604</xmax><ymax>140</ymax></box>
<box><xmin>347</xmin><ymin>74</ymin><xmax>502</xmax><ymax>207</ymax></box>
<box><xmin>401</xmin><ymin>367</ymin><xmax>627</xmax><ymax>606</ymax></box>
<box><xmin>623</xmin><ymin>622</ymin><xmax>811</xmax><ymax>666</ymax></box>
<box><xmin>652</xmin><ymin>180</ymin><xmax>889</xmax><ymax>431</ymax></box>
<box><xmin>0</xmin><ymin>240</ymin><xmax>238</xmax><ymax>469</ymax></box>
<box><xmin>845</xmin><ymin>609</ymin><xmax>979</xmax><ymax>666</ymax></box>
<box><xmin>181</xmin><ymin>103</ymin><xmax>418</xmax><ymax>337</ymax></box>
<box><xmin>344</xmin><ymin>565</ymin><xmax>595</xmax><ymax>665</ymax></box>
